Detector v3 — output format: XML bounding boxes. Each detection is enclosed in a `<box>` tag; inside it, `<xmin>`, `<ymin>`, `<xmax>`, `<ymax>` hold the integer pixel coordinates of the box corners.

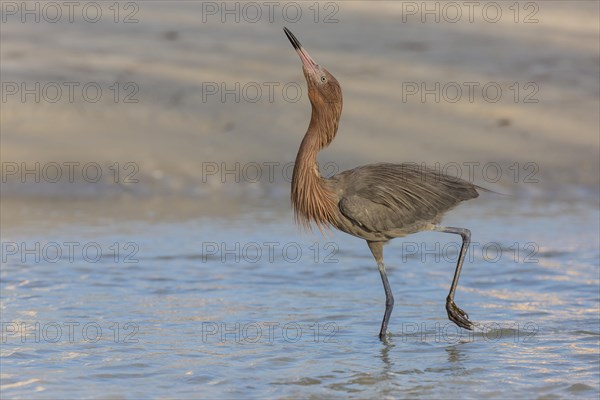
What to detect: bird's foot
<box><xmin>446</xmin><ymin>298</ymin><xmax>473</xmax><ymax>330</ymax></box>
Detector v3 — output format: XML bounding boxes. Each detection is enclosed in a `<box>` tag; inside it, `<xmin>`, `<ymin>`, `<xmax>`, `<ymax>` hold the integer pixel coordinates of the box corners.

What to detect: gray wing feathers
<box><xmin>336</xmin><ymin>163</ymin><xmax>479</xmax><ymax>233</ymax></box>
<box><xmin>339</xmin><ymin>196</ymin><xmax>403</xmax><ymax>232</ymax></box>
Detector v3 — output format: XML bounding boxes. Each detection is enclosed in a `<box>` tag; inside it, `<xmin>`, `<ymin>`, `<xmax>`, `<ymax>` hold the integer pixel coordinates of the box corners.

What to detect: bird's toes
<box><xmin>446</xmin><ymin>300</ymin><xmax>474</xmax><ymax>330</ymax></box>
<box><xmin>452</xmin><ymin>313</ymin><xmax>474</xmax><ymax>330</ymax></box>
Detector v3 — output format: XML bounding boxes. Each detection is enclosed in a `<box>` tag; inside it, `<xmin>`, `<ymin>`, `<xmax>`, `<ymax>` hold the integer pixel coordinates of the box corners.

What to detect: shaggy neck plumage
<box><xmin>291</xmin><ymin>104</ymin><xmax>341</xmax><ymax>230</ymax></box>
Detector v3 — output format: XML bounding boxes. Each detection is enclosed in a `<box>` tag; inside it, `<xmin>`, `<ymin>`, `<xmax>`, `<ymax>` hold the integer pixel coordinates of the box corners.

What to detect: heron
<box><xmin>283</xmin><ymin>27</ymin><xmax>487</xmax><ymax>339</ymax></box>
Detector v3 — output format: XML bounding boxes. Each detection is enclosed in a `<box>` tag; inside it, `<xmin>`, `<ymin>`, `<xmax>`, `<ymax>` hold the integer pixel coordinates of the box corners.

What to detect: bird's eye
<box><xmin>320</xmin><ymin>76</ymin><xmax>327</xmax><ymax>83</ymax></box>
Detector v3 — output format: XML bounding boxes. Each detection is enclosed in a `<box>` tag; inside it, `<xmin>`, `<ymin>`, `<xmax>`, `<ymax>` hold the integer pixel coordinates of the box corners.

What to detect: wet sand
<box><xmin>1</xmin><ymin>1</ymin><xmax>598</xmax><ymax>209</ymax></box>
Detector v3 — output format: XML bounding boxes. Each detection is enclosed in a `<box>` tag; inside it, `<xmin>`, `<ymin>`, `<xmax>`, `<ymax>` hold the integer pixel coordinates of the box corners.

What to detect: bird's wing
<box><xmin>336</xmin><ymin>163</ymin><xmax>479</xmax><ymax>233</ymax></box>
<box><xmin>339</xmin><ymin>195</ymin><xmax>406</xmax><ymax>232</ymax></box>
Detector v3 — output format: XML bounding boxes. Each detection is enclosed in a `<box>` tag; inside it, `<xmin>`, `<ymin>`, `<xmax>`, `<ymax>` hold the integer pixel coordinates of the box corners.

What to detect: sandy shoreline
<box><xmin>1</xmin><ymin>1</ymin><xmax>598</xmax><ymax>202</ymax></box>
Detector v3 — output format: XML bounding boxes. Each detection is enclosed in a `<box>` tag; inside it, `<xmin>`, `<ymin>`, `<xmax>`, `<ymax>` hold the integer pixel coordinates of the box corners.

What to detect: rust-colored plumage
<box><xmin>287</xmin><ymin>28</ymin><xmax>342</xmax><ymax>231</ymax></box>
<box><xmin>290</xmin><ymin>83</ymin><xmax>341</xmax><ymax>230</ymax></box>
<box><xmin>284</xmin><ymin>27</ymin><xmax>484</xmax><ymax>339</ymax></box>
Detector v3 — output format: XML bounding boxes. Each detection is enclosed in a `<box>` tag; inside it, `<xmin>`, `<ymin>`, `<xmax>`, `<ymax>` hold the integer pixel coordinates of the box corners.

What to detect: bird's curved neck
<box><xmin>291</xmin><ymin>105</ymin><xmax>340</xmax><ymax>230</ymax></box>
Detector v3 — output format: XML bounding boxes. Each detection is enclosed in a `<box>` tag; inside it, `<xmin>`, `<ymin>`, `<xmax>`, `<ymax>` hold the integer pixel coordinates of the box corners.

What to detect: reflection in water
<box><xmin>445</xmin><ymin>345</ymin><xmax>466</xmax><ymax>365</ymax></box>
<box><xmin>379</xmin><ymin>336</ymin><xmax>395</xmax><ymax>377</ymax></box>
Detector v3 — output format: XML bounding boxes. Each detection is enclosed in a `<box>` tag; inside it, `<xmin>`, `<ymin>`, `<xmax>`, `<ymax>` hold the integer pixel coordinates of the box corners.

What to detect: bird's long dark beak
<box><xmin>283</xmin><ymin>27</ymin><xmax>318</xmax><ymax>75</ymax></box>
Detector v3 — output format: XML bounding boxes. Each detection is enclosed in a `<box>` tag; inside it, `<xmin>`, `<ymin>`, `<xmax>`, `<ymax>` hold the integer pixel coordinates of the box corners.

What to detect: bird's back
<box><xmin>325</xmin><ymin>163</ymin><xmax>480</xmax><ymax>240</ymax></box>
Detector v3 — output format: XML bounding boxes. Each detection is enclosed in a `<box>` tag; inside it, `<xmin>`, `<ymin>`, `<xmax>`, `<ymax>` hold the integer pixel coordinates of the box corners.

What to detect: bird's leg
<box><xmin>367</xmin><ymin>241</ymin><xmax>394</xmax><ymax>339</ymax></box>
<box><xmin>433</xmin><ymin>226</ymin><xmax>474</xmax><ymax>330</ymax></box>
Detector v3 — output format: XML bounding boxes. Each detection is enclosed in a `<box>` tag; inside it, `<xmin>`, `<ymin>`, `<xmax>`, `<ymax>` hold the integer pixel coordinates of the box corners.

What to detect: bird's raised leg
<box><xmin>367</xmin><ymin>241</ymin><xmax>394</xmax><ymax>339</ymax></box>
<box><xmin>433</xmin><ymin>226</ymin><xmax>474</xmax><ymax>330</ymax></box>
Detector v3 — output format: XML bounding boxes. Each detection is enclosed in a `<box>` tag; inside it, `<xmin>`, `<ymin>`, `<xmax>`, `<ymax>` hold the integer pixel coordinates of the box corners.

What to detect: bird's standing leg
<box><xmin>433</xmin><ymin>226</ymin><xmax>474</xmax><ymax>330</ymax></box>
<box><xmin>367</xmin><ymin>241</ymin><xmax>394</xmax><ymax>339</ymax></box>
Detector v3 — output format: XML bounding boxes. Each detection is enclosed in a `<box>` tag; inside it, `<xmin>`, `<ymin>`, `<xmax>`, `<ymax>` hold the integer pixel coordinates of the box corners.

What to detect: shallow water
<box><xmin>1</xmin><ymin>197</ymin><xmax>599</xmax><ymax>399</ymax></box>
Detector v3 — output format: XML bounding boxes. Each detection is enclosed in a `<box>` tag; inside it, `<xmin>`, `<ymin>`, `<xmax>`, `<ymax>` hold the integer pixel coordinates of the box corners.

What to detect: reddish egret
<box><xmin>284</xmin><ymin>27</ymin><xmax>483</xmax><ymax>339</ymax></box>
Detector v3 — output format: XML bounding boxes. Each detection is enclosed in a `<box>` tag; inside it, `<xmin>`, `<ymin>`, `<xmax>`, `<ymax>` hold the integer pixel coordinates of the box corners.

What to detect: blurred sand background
<box><xmin>1</xmin><ymin>1</ymin><xmax>599</xmax><ymax>224</ymax></box>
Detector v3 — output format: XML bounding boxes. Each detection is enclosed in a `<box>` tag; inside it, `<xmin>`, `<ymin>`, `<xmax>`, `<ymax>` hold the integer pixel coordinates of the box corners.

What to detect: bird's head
<box><xmin>284</xmin><ymin>27</ymin><xmax>342</xmax><ymax>111</ymax></box>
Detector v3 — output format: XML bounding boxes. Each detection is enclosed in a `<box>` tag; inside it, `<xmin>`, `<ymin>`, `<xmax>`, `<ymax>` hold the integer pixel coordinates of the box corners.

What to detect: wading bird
<box><xmin>284</xmin><ymin>27</ymin><xmax>484</xmax><ymax>339</ymax></box>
